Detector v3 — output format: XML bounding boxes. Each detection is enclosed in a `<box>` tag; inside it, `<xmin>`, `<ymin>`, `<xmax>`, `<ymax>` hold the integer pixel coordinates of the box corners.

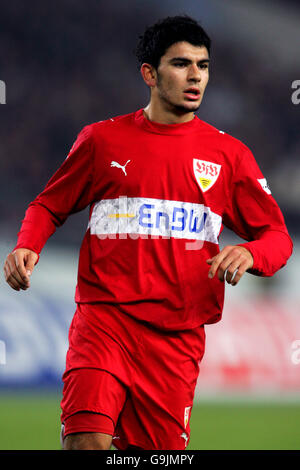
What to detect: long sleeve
<box><xmin>14</xmin><ymin>125</ymin><xmax>95</xmax><ymax>256</ymax></box>
<box><xmin>222</xmin><ymin>146</ymin><xmax>293</xmax><ymax>276</ymax></box>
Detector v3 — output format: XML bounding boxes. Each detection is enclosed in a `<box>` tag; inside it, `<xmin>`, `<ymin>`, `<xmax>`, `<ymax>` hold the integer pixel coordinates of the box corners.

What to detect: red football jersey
<box><xmin>15</xmin><ymin>109</ymin><xmax>293</xmax><ymax>330</ymax></box>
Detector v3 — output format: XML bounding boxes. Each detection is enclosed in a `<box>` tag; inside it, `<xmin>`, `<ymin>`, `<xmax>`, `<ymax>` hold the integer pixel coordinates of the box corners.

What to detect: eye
<box><xmin>199</xmin><ymin>63</ymin><xmax>208</xmax><ymax>70</ymax></box>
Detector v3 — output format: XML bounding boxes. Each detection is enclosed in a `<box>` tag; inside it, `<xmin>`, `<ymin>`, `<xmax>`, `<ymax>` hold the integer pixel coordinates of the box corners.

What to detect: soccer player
<box><xmin>3</xmin><ymin>16</ymin><xmax>292</xmax><ymax>450</ymax></box>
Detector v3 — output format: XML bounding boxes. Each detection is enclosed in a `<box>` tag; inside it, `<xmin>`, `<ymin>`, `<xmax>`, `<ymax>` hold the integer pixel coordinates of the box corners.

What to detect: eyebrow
<box><xmin>169</xmin><ymin>57</ymin><xmax>210</xmax><ymax>65</ymax></box>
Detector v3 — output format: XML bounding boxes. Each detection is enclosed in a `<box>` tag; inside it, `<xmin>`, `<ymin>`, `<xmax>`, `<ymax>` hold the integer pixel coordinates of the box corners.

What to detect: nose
<box><xmin>187</xmin><ymin>64</ymin><xmax>201</xmax><ymax>82</ymax></box>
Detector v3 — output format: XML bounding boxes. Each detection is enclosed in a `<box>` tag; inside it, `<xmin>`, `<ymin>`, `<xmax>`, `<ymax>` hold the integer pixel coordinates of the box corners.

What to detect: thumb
<box><xmin>25</xmin><ymin>253</ymin><xmax>38</xmax><ymax>276</ymax></box>
<box><xmin>206</xmin><ymin>258</ymin><xmax>213</xmax><ymax>265</ymax></box>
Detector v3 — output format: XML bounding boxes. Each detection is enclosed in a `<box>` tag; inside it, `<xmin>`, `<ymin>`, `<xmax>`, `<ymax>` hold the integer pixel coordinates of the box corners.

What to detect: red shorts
<box><xmin>60</xmin><ymin>303</ymin><xmax>206</xmax><ymax>450</ymax></box>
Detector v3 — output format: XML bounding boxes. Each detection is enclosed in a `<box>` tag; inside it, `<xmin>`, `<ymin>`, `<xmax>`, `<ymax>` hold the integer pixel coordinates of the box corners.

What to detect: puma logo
<box><xmin>111</xmin><ymin>160</ymin><xmax>131</xmax><ymax>176</ymax></box>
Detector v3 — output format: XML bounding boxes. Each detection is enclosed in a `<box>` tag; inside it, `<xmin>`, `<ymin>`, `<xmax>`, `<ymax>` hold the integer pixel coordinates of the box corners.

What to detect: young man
<box><xmin>4</xmin><ymin>16</ymin><xmax>292</xmax><ymax>450</ymax></box>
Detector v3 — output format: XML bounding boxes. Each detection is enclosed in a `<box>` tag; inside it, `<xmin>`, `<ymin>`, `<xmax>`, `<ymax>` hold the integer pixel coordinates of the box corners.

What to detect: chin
<box><xmin>174</xmin><ymin>102</ymin><xmax>201</xmax><ymax>114</ymax></box>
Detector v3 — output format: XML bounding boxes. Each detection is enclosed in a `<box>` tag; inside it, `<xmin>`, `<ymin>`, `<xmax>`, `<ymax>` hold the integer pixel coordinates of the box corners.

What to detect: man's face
<box><xmin>154</xmin><ymin>41</ymin><xmax>210</xmax><ymax>114</ymax></box>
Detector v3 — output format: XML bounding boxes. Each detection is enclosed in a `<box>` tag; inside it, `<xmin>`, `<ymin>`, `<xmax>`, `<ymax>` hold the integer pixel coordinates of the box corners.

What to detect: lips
<box><xmin>184</xmin><ymin>88</ymin><xmax>200</xmax><ymax>100</ymax></box>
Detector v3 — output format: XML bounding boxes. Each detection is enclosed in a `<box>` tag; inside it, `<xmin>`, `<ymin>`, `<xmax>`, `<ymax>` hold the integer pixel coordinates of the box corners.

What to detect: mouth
<box><xmin>183</xmin><ymin>88</ymin><xmax>201</xmax><ymax>101</ymax></box>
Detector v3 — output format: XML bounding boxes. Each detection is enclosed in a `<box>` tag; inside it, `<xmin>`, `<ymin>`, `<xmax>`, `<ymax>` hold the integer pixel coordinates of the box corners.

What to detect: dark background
<box><xmin>1</xmin><ymin>0</ymin><xmax>299</xmax><ymax>249</ymax></box>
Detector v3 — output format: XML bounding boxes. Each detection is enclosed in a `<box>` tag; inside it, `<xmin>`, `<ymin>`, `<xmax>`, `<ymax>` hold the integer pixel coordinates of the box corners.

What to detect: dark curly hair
<box><xmin>135</xmin><ymin>15</ymin><xmax>211</xmax><ymax>69</ymax></box>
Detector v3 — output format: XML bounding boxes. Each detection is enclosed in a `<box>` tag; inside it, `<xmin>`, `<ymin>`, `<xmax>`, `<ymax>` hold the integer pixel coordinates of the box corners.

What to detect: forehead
<box><xmin>161</xmin><ymin>41</ymin><xmax>209</xmax><ymax>62</ymax></box>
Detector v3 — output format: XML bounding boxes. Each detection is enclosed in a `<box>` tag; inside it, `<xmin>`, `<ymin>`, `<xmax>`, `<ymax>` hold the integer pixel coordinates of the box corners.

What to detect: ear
<box><xmin>140</xmin><ymin>63</ymin><xmax>157</xmax><ymax>88</ymax></box>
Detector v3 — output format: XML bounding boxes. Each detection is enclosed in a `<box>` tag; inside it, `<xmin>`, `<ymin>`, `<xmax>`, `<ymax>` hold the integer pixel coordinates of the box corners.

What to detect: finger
<box><xmin>214</xmin><ymin>252</ymin><xmax>238</xmax><ymax>282</ymax></box>
<box><xmin>216</xmin><ymin>255</ymin><xmax>237</xmax><ymax>282</ymax></box>
<box><xmin>4</xmin><ymin>265</ymin><xmax>21</xmax><ymax>291</ymax></box>
<box><xmin>215</xmin><ymin>247</ymin><xmax>250</xmax><ymax>282</ymax></box>
<box><xmin>225</xmin><ymin>256</ymin><xmax>243</xmax><ymax>284</ymax></box>
<box><xmin>9</xmin><ymin>271</ymin><xmax>29</xmax><ymax>290</ymax></box>
<box><xmin>208</xmin><ymin>247</ymin><xmax>233</xmax><ymax>279</ymax></box>
<box><xmin>231</xmin><ymin>260</ymin><xmax>250</xmax><ymax>286</ymax></box>
<box><xmin>7</xmin><ymin>279</ymin><xmax>21</xmax><ymax>291</ymax></box>
<box><xmin>24</xmin><ymin>252</ymin><xmax>38</xmax><ymax>277</ymax></box>
<box><xmin>3</xmin><ymin>263</ymin><xmax>9</xmax><ymax>282</ymax></box>
<box><xmin>13</xmin><ymin>251</ymin><xmax>31</xmax><ymax>284</ymax></box>
<box><xmin>7</xmin><ymin>258</ymin><xmax>28</xmax><ymax>288</ymax></box>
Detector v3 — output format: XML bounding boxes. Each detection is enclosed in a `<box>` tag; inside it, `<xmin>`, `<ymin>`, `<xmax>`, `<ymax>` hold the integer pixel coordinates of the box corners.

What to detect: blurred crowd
<box><xmin>1</xmin><ymin>1</ymin><xmax>299</xmax><ymax>248</ymax></box>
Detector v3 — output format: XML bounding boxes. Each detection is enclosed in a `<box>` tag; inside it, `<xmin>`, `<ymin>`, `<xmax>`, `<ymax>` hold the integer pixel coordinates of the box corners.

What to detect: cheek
<box><xmin>167</xmin><ymin>76</ymin><xmax>186</xmax><ymax>94</ymax></box>
<box><xmin>160</xmin><ymin>78</ymin><xmax>178</xmax><ymax>95</ymax></box>
<box><xmin>162</xmin><ymin>69</ymin><xmax>183</xmax><ymax>85</ymax></box>
<box><xmin>202</xmin><ymin>72</ymin><xmax>209</xmax><ymax>87</ymax></box>
<box><xmin>157</xmin><ymin>71</ymin><xmax>185</xmax><ymax>97</ymax></box>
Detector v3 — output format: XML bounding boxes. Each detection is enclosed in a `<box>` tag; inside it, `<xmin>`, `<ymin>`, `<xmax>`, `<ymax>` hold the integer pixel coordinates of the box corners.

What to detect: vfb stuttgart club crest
<box><xmin>193</xmin><ymin>159</ymin><xmax>221</xmax><ymax>192</ymax></box>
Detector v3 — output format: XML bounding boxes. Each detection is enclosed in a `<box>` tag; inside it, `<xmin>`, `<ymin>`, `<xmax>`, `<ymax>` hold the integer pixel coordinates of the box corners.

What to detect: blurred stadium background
<box><xmin>0</xmin><ymin>0</ymin><xmax>299</xmax><ymax>450</ymax></box>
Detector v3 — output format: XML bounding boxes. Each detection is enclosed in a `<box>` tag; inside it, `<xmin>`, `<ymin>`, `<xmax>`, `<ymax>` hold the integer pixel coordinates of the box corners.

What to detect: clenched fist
<box><xmin>3</xmin><ymin>248</ymin><xmax>38</xmax><ymax>291</ymax></box>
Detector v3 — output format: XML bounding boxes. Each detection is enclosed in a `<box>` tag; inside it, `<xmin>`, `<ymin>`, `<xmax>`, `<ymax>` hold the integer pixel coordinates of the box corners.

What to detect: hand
<box><xmin>206</xmin><ymin>245</ymin><xmax>253</xmax><ymax>286</ymax></box>
<box><xmin>3</xmin><ymin>248</ymin><xmax>38</xmax><ymax>291</ymax></box>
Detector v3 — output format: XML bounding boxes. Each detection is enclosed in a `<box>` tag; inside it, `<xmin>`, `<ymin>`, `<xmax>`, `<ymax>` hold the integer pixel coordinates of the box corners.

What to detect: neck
<box><xmin>143</xmin><ymin>101</ymin><xmax>195</xmax><ymax>125</ymax></box>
